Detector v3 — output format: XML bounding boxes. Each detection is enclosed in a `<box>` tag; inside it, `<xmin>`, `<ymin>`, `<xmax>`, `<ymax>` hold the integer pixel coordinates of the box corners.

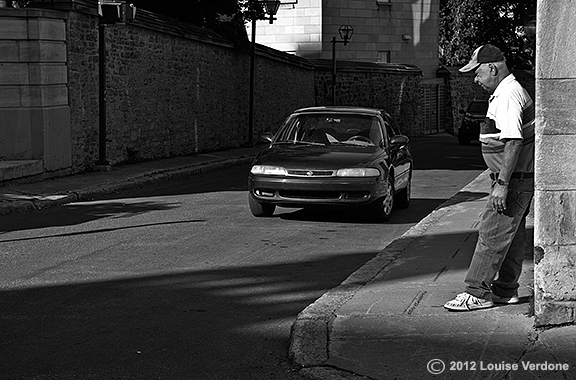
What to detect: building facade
<box><xmin>249</xmin><ymin>0</ymin><xmax>439</xmax><ymax>79</ymax></box>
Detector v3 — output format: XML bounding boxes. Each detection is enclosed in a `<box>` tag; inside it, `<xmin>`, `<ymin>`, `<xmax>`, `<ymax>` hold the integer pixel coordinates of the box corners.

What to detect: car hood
<box><xmin>467</xmin><ymin>112</ymin><xmax>487</xmax><ymax>119</ymax></box>
<box><xmin>253</xmin><ymin>144</ymin><xmax>385</xmax><ymax>170</ymax></box>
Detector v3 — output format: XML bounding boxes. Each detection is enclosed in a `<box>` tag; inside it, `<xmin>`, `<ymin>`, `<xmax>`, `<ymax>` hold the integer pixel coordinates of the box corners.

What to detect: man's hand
<box><xmin>492</xmin><ymin>138</ymin><xmax>522</xmax><ymax>213</ymax></box>
<box><xmin>491</xmin><ymin>183</ymin><xmax>508</xmax><ymax>213</ymax></box>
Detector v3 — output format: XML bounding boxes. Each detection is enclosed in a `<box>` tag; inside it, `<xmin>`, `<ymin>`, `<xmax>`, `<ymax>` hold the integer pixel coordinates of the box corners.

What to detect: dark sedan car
<box><xmin>458</xmin><ymin>99</ymin><xmax>488</xmax><ymax>145</ymax></box>
<box><xmin>248</xmin><ymin>106</ymin><xmax>413</xmax><ymax>222</ymax></box>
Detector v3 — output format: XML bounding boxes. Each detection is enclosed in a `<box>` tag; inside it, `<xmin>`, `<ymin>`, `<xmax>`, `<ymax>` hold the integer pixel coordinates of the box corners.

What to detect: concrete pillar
<box><xmin>0</xmin><ymin>8</ymin><xmax>71</xmax><ymax>172</ymax></box>
<box><xmin>534</xmin><ymin>1</ymin><xmax>576</xmax><ymax>326</ymax></box>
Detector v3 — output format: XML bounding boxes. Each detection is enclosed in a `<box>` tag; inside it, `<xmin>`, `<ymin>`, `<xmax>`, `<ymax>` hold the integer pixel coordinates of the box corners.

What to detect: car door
<box><xmin>383</xmin><ymin>115</ymin><xmax>411</xmax><ymax>191</ymax></box>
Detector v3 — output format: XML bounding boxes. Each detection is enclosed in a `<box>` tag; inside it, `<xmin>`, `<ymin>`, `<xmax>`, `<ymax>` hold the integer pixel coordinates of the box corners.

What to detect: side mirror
<box><xmin>390</xmin><ymin>135</ymin><xmax>409</xmax><ymax>146</ymax></box>
<box><xmin>261</xmin><ymin>132</ymin><xmax>273</xmax><ymax>143</ymax></box>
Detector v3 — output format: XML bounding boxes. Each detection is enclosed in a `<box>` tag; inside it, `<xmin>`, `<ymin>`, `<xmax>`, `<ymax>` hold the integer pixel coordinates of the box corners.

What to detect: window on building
<box><xmin>377</xmin><ymin>51</ymin><xmax>391</xmax><ymax>63</ymax></box>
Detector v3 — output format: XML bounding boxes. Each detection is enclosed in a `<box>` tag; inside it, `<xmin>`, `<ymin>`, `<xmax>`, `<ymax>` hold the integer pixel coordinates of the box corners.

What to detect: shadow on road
<box><xmin>0</xmin><ymin>251</ymin><xmax>377</xmax><ymax>379</ymax></box>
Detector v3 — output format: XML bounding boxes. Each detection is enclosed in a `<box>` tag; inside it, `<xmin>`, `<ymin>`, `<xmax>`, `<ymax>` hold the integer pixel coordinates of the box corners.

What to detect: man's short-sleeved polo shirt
<box><xmin>479</xmin><ymin>74</ymin><xmax>535</xmax><ymax>174</ymax></box>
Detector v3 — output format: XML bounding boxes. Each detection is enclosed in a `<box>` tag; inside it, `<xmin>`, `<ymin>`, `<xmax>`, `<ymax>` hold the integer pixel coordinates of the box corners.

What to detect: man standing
<box><xmin>444</xmin><ymin>44</ymin><xmax>535</xmax><ymax>311</ymax></box>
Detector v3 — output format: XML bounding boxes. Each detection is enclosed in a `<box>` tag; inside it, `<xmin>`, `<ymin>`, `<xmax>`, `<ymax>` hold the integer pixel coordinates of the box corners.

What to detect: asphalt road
<box><xmin>0</xmin><ymin>135</ymin><xmax>486</xmax><ymax>380</ymax></box>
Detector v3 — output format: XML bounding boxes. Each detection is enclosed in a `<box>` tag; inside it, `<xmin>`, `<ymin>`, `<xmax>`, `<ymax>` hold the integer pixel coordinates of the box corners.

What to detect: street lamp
<box><xmin>263</xmin><ymin>0</ymin><xmax>281</xmax><ymax>24</ymax></box>
<box><xmin>331</xmin><ymin>25</ymin><xmax>354</xmax><ymax>106</ymax></box>
<box><xmin>248</xmin><ymin>0</ymin><xmax>281</xmax><ymax>145</ymax></box>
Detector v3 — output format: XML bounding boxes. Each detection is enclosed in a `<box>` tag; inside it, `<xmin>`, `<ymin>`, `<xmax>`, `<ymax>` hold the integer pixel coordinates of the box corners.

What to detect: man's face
<box><xmin>474</xmin><ymin>63</ymin><xmax>496</xmax><ymax>93</ymax></box>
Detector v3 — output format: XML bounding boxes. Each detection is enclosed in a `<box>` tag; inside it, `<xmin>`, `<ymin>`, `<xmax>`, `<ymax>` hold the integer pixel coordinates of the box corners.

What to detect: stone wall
<box><xmin>1</xmin><ymin>1</ymin><xmax>425</xmax><ymax>177</ymax></box>
<box><xmin>68</xmin><ymin>7</ymin><xmax>316</xmax><ymax>169</ymax></box>
<box><xmin>534</xmin><ymin>1</ymin><xmax>576</xmax><ymax>327</ymax></box>
<box><xmin>312</xmin><ymin>59</ymin><xmax>423</xmax><ymax>136</ymax></box>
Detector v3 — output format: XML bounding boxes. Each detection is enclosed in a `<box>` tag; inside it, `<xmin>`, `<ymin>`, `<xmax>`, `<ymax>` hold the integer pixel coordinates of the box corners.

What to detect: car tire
<box><xmin>249</xmin><ymin>193</ymin><xmax>276</xmax><ymax>217</ymax></box>
<box><xmin>395</xmin><ymin>171</ymin><xmax>411</xmax><ymax>209</ymax></box>
<box><xmin>458</xmin><ymin>132</ymin><xmax>472</xmax><ymax>145</ymax></box>
<box><xmin>369</xmin><ymin>175</ymin><xmax>394</xmax><ymax>222</ymax></box>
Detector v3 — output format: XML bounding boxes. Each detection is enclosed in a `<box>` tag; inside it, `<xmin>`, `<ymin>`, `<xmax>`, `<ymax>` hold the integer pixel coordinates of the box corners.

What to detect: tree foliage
<box><xmin>129</xmin><ymin>0</ymin><xmax>266</xmax><ymax>27</ymax></box>
<box><xmin>440</xmin><ymin>0</ymin><xmax>536</xmax><ymax>69</ymax></box>
<box><xmin>128</xmin><ymin>0</ymin><xmax>270</xmax><ymax>47</ymax></box>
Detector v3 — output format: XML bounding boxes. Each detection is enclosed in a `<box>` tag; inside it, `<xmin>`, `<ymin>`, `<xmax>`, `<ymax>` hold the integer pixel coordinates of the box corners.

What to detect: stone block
<box><xmin>21</xmin><ymin>85</ymin><xmax>68</xmax><ymax>107</ymax></box>
<box><xmin>18</xmin><ymin>40</ymin><xmax>67</xmax><ymax>63</ymax></box>
<box><xmin>0</xmin><ymin>18</ymin><xmax>27</xmax><ymax>40</ymax></box>
<box><xmin>28</xmin><ymin>63</ymin><xmax>68</xmax><ymax>85</ymax></box>
<box><xmin>0</xmin><ymin>41</ymin><xmax>19</xmax><ymax>62</ymax></box>
<box><xmin>0</xmin><ymin>63</ymin><xmax>29</xmax><ymax>85</ymax></box>
<box><xmin>536</xmin><ymin>79</ymin><xmax>576</xmax><ymax>135</ymax></box>
<box><xmin>0</xmin><ymin>86</ymin><xmax>21</xmax><ymax>108</ymax></box>
<box><xmin>0</xmin><ymin>160</ymin><xmax>43</xmax><ymax>181</ymax></box>
<box><xmin>0</xmin><ymin>108</ymin><xmax>32</xmax><ymax>159</ymax></box>
<box><xmin>42</xmin><ymin>106</ymin><xmax>72</xmax><ymax>171</ymax></box>
<box><xmin>27</xmin><ymin>18</ymin><xmax>66</xmax><ymax>41</ymax></box>
<box><xmin>537</xmin><ymin>2</ymin><xmax>576</xmax><ymax>79</ymax></box>
<box><xmin>535</xmin><ymin>190</ymin><xmax>576</xmax><ymax>246</ymax></box>
<box><xmin>534</xmin><ymin>299</ymin><xmax>576</xmax><ymax>327</ymax></box>
<box><xmin>534</xmin><ymin>245</ymin><xmax>576</xmax><ymax>298</ymax></box>
<box><xmin>535</xmin><ymin>135</ymin><xmax>576</xmax><ymax>190</ymax></box>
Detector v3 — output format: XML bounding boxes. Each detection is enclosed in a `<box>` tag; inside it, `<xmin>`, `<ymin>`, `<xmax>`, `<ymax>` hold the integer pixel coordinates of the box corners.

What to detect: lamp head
<box><xmin>339</xmin><ymin>25</ymin><xmax>354</xmax><ymax>45</ymax></box>
<box><xmin>262</xmin><ymin>0</ymin><xmax>281</xmax><ymax>24</ymax></box>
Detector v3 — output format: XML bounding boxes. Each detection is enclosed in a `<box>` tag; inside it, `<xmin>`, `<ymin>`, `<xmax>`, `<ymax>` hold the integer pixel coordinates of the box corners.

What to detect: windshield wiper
<box><xmin>274</xmin><ymin>141</ymin><xmax>327</xmax><ymax>146</ymax></box>
<box><xmin>331</xmin><ymin>141</ymin><xmax>373</xmax><ymax>147</ymax></box>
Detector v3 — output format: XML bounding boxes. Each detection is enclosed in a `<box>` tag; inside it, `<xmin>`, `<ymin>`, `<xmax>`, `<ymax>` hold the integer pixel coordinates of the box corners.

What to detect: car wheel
<box><xmin>370</xmin><ymin>175</ymin><xmax>394</xmax><ymax>222</ymax></box>
<box><xmin>248</xmin><ymin>193</ymin><xmax>276</xmax><ymax>217</ymax></box>
<box><xmin>395</xmin><ymin>171</ymin><xmax>411</xmax><ymax>209</ymax></box>
<box><xmin>458</xmin><ymin>132</ymin><xmax>472</xmax><ymax>145</ymax></box>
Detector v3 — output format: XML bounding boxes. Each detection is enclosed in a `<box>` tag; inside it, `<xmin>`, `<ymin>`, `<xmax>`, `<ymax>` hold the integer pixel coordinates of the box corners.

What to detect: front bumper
<box><xmin>248</xmin><ymin>174</ymin><xmax>387</xmax><ymax>207</ymax></box>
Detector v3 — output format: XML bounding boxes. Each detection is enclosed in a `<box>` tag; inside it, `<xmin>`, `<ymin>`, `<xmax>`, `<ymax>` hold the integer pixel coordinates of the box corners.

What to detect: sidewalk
<box><xmin>0</xmin><ymin>145</ymin><xmax>263</xmax><ymax>215</ymax></box>
<box><xmin>290</xmin><ymin>171</ymin><xmax>576</xmax><ymax>380</ymax></box>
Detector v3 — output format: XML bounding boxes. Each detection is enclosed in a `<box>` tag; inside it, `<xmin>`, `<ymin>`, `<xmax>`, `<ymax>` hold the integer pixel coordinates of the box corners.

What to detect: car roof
<box><xmin>292</xmin><ymin>106</ymin><xmax>389</xmax><ymax>117</ymax></box>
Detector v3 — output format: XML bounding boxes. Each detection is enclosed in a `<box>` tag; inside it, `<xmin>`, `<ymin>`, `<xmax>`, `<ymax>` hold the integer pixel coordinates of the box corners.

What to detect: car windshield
<box><xmin>468</xmin><ymin>101</ymin><xmax>488</xmax><ymax>113</ymax></box>
<box><xmin>275</xmin><ymin>114</ymin><xmax>383</xmax><ymax>146</ymax></box>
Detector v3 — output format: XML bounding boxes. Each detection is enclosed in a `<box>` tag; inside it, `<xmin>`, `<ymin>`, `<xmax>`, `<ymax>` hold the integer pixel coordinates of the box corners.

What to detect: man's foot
<box><xmin>444</xmin><ymin>292</ymin><xmax>494</xmax><ymax>311</ymax></box>
<box><xmin>492</xmin><ymin>293</ymin><xmax>520</xmax><ymax>304</ymax></box>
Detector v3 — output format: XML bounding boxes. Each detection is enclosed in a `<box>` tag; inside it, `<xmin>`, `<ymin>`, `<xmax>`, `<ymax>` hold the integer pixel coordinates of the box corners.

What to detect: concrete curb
<box><xmin>289</xmin><ymin>170</ymin><xmax>492</xmax><ymax>376</ymax></box>
<box><xmin>0</xmin><ymin>155</ymin><xmax>255</xmax><ymax>216</ymax></box>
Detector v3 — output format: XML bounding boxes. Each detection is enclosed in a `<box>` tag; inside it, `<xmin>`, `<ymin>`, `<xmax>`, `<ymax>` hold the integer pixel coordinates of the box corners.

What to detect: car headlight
<box><xmin>250</xmin><ymin>165</ymin><xmax>288</xmax><ymax>176</ymax></box>
<box><xmin>336</xmin><ymin>168</ymin><xmax>380</xmax><ymax>177</ymax></box>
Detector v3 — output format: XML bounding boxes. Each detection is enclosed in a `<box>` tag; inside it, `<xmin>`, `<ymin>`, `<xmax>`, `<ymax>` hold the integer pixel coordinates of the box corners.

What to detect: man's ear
<box><xmin>489</xmin><ymin>63</ymin><xmax>498</xmax><ymax>75</ymax></box>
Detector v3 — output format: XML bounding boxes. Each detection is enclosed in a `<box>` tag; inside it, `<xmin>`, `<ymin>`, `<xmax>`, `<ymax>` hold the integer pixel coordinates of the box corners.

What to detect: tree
<box><xmin>129</xmin><ymin>0</ymin><xmax>267</xmax><ymax>27</ymax></box>
<box><xmin>440</xmin><ymin>0</ymin><xmax>536</xmax><ymax>69</ymax></box>
<box><xmin>128</xmin><ymin>0</ymin><xmax>270</xmax><ymax>48</ymax></box>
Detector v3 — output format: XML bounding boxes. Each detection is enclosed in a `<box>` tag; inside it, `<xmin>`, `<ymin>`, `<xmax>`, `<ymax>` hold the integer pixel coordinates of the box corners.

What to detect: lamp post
<box><xmin>248</xmin><ymin>0</ymin><xmax>281</xmax><ymax>145</ymax></box>
<box><xmin>331</xmin><ymin>25</ymin><xmax>354</xmax><ymax>106</ymax></box>
<box><xmin>96</xmin><ymin>1</ymin><xmax>136</xmax><ymax>168</ymax></box>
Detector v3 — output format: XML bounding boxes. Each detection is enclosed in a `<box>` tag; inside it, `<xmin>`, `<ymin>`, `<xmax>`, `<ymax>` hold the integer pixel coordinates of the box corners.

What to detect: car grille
<box><xmin>278</xmin><ymin>190</ymin><xmax>370</xmax><ymax>200</ymax></box>
<box><xmin>286</xmin><ymin>169</ymin><xmax>335</xmax><ymax>177</ymax></box>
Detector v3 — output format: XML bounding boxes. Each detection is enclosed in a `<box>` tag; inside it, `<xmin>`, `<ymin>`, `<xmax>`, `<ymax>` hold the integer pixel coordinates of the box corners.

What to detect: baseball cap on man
<box><xmin>459</xmin><ymin>44</ymin><xmax>505</xmax><ymax>73</ymax></box>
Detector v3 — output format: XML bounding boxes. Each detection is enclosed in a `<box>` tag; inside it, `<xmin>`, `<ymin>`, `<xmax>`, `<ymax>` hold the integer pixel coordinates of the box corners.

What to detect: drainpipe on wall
<box><xmin>95</xmin><ymin>21</ymin><xmax>110</xmax><ymax>169</ymax></box>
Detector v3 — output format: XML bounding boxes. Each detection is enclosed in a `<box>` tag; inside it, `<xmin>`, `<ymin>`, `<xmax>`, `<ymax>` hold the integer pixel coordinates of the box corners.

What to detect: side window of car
<box><xmin>382</xmin><ymin>121</ymin><xmax>393</xmax><ymax>145</ymax></box>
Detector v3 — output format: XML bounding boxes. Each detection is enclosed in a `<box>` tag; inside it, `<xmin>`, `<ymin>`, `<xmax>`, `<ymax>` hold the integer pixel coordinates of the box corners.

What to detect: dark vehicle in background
<box><xmin>458</xmin><ymin>99</ymin><xmax>488</xmax><ymax>145</ymax></box>
<box><xmin>247</xmin><ymin>106</ymin><xmax>413</xmax><ymax>222</ymax></box>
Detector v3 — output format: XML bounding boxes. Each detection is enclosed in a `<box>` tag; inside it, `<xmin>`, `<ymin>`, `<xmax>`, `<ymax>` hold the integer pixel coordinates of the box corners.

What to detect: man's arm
<box><xmin>492</xmin><ymin>138</ymin><xmax>522</xmax><ymax>212</ymax></box>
